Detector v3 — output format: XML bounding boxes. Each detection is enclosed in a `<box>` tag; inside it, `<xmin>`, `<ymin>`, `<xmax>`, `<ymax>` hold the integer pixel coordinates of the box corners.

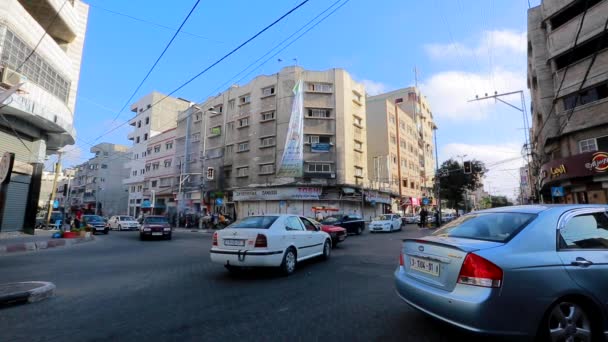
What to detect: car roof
<box><xmin>475</xmin><ymin>204</ymin><xmax>608</xmax><ymax>215</ymax></box>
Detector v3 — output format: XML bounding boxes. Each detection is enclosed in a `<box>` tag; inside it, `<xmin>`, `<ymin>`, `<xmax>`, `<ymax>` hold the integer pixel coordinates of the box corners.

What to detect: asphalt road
<box><xmin>0</xmin><ymin>225</ymin><xmax>507</xmax><ymax>342</ymax></box>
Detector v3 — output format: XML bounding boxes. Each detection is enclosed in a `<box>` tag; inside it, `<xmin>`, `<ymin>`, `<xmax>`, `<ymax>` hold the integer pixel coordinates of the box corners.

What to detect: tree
<box><xmin>436</xmin><ymin>159</ymin><xmax>486</xmax><ymax>212</ymax></box>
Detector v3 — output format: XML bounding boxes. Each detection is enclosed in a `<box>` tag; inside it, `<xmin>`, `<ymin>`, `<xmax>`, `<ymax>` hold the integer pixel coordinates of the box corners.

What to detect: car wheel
<box><xmin>356</xmin><ymin>226</ymin><xmax>362</xmax><ymax>235</ymax></box>
<box><xmin>280</xmin><ymin>248</ymin><xmax>297</xmax><ymax>276</ymax></box>
<box><xmin>139</xmin><ymin>233</ymin><xmax>145</xmax><ymax>241</ymax></box>
<box><xmin>540</xmin><ymin>300</ymin><xmax>596</xmax><ymax>342</ymax></box>
<box><xmin>331</xmin><ymin>239</ymin><xmax>338</xmax><ymax>248</ymax></box>
<box><xmin>225</xmin><ymin>265</ymin><xmax>242</xmax><ymax>274</ymax></box>
<box><xmin>321</xmin><ymin>240</ymin><xmax>331</xmax><ymax>260</ymax></box>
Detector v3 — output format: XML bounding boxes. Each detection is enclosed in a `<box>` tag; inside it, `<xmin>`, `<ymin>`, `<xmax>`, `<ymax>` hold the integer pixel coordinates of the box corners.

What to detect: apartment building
<box><xmin>139</xmin><ymin>128</ymin><xmax>177</xmax><ymax>216</ymax></box>
<box><xmin>0</xmin><ymin>0</ymin><xmax>89</xmax><ymax>232</ymax></box>
<box><xmin>366</xmin><ymin>87</ymin><xmax>437</xmax><ymax>213</ymax></box>
<box><xmin>124</xmin><ymin>92</ymin><xmax>191</xmax><ymax>217</ymax></box>
<box><xmin>70</xmin><ymin>143</ymin><xmax>129</xmax><ymax>216</ymax></box>
<box><xmin>528</xmin><ymin>0</ymin><xmax>608</xmax><ymax>204</ymax></box>
<box><xmin>176</xmin><ymin>66</ymin><xmax>376</xmax><ymax>218</ymax></box>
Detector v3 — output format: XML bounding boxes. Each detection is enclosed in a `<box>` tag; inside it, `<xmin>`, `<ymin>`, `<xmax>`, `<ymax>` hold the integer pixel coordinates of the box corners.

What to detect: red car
<box><xmin>139</xmin><ymin>215</ymin><xmax>172</xmax><ymax>240</ymax></box>
<box><xmin>310</xmin><ymin>219</ymin><xmax>347</xmax><ymax>247</ymax></box>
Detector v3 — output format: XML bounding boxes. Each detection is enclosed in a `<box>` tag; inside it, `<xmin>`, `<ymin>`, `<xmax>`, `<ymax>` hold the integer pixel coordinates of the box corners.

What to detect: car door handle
<box><xmin>571</xmin><ymin>257</ymin><xmax>593</xmax><ymax>267</ymax></box>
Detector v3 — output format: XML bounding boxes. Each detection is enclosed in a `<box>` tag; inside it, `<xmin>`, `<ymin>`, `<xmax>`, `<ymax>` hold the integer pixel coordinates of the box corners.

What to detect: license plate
<box><xmin>152</xmin><ymin>232</ymin><xmax>162</xmax><ymax>236</ymax></box>
<box><xmin>224</xmin><ymin>239</ymin><xmax>245</xmax><ymax>246</ymax></box>
<box><xmin>410</xmin><ymin>256</ymin><xmax>440</xmax><ymax>276</ymax></box>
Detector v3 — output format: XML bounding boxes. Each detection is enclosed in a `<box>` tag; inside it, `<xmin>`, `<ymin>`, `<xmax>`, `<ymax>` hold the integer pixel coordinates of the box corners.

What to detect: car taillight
<box><xmin>254</xmin><ymin>234</ymin><xmax>267</xmax><ymax>248</ymax></box>
<box><xmin>212</xmin><ymin>232</ymin><xmax>218</xmax><ymax>246</ymax></box>
<box><xmin>457</xmin><ymin>253</ymin><xmax>503</xmax><ymax>288</ymax></box>
<box><xmin>399</xmin><ymin>251</ymin><xmax>404</xmax><ymax>266</ymax></box>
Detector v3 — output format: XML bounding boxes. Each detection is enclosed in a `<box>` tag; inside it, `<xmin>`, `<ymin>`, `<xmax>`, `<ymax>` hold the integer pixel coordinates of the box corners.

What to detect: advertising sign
<box><xmin>363</xmin><ymin>191</ymin><xmax>391</xmax><ymax>204</ymax></box>
<box><xmin>410</xmin><ymin>197</ymin><xmax>420</xmax><ymax>206</ymax></box>
<box><xmin>540</xmin><ymin>151</ymin><xmax>608</xmax><ymax>187</ymax></box>
<box><xmin>233</xmin><ymin>187</ymin><xmax>322</xmax><ymax>201</ymax></box>
<box><xmin>277</xmin><ymin>80</ymin><xmax>304</xmax><ymax>177</ymax></box>
<box><xmin>311</xmin><ymin>143</ymin><xmax>331</xmax><ymax>153</ymax></box>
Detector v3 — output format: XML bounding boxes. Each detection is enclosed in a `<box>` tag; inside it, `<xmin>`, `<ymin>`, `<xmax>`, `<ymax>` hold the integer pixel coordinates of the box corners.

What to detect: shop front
<box><xmin>539</xmin><ymin>151</ymin><xmax>608</xmax><ymax>204</ymax></box>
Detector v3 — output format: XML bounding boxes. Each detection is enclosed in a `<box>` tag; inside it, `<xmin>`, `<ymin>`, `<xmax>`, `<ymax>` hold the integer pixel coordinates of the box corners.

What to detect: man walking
<box><xmin>420</xmin><ymin>207</ymin><xmax>428</xmax><ymax>228</ymax></box>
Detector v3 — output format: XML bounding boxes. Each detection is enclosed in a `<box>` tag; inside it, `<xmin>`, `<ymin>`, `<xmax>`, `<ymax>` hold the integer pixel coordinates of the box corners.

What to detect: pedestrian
<box><xmin>315</xmin><ymin>211</ymin><xmax>324</xmax><ymax>221</ymax></box>
<box><xmin>420</xmin><ymin>207</ymin><xmax>428</xmax><ymax>228</ymax></box>
<box><xmin>73</xmin><ymin>216</ymin><xmax>80</xmax><ymax>230</ymax></box>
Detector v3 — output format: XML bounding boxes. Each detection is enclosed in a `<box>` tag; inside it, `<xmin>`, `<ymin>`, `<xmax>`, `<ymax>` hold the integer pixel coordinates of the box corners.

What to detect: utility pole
<box><xmin>456</xmin><ymin>154</ymin><xmax>468</xmax><ymax>213</ymax></box>
<box><xmin>433</xmin><ymin>126</ymin><xmax>441</xmax><ymax>224</ymax></box>
<box><xmin>178</xmin><ymin>106</ymin><xmax>193</xmax><ymax>217</ymax></box>
<box><xmin>46</xmin><ymin>151</ymin><xmax>62</xmax><ymax>227</ymax></box>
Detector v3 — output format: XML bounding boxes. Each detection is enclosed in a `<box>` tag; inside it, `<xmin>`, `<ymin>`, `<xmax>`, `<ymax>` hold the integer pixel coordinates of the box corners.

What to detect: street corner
<box><xmin>0</xmin><ymin>235</ymin><xmax>95</xmax><ymax>256</ymax></box>
<box><xmin>0</xmin><ymin>281</ymin><xmax>56</xmax><ymax>308</ymax></box>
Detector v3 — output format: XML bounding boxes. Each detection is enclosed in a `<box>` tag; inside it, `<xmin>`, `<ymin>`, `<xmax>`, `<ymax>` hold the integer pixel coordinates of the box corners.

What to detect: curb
<box><xmin>0</xmin><ymin>281</ymin><xmax>55</xmax><ymax>307</ymax></box>
<box><xmin>0</xmin><ymin>236</ymin><xmax>95</xmax><ymax>256</ymax></box>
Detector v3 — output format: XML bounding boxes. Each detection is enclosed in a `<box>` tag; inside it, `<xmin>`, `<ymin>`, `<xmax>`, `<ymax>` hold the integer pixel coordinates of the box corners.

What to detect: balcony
<box><xmin>17</xmin><ymin>0</ymin><xmax>80</xmax><ymax>43</ymax></box>
<box><xmin>547</xmin><ymin>0</ymin><xmax>608</xmax><ymax>58</ymax></box>
<box><xmin>555</xmin><ymin>49</ymin><xmax>608</xmax><ymax>97</ymax></box>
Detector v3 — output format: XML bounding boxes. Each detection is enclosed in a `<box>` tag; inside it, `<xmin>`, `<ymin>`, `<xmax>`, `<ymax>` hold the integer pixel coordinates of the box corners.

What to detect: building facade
<box><xmin>140</xmin><ymin>127</ymin><xmax>177</xmax><ymax>216</ymax></box>
<box><xmin>528</xmin><ymin>0</ymin><xmax>608</xmax><ymax>204</ymax></box>
<box><xmin>123</xmin><ymin>92</ymin><xmax>191</xmax><ymax>217</ymax></box>
<box><xmin>366</xmin><ymin>87</ymin><xmax>437</xmax><ymax>213</ymax></box>
<box><xmin>0</xmin><ymin>0</ymin><xmax>89</xmax><ymax>231</ymax></box>
<box><xmin>70</xmin><ymin>143</ymin><xmax>129</xmax><ymax>216</ymax></box>
<box><xmin>176</xmin><ymin>66</ymin><xmax>379</xmax><ymax>219</ymax></box>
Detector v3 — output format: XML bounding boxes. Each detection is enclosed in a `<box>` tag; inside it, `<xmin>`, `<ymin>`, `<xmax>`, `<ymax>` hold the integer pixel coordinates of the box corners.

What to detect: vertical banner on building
<box><xmin>277</xmin><ymin>79</ymin><xmax>304</xmax><ymax>177</ymax></box>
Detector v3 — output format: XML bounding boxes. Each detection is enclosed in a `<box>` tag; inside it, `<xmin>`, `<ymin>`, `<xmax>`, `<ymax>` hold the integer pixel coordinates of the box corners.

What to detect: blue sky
<box><xmin>64</xmin><ymin>0</ymin><xmax>540</xmax><ymax>197</ymax></box>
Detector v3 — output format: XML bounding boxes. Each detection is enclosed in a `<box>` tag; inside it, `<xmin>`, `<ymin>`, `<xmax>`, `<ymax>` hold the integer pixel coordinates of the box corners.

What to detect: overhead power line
<box><xmin>105</xmin><ymin>0</ymin><xmax>202</xmax><ymax>128</ymax></box>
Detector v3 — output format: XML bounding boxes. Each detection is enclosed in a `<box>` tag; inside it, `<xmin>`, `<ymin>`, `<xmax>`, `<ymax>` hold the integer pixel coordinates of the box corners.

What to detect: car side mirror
<box><xmin>315</xmin><ymin>225</ymin><xmax>321</xmax><ymax>231</ymax></box>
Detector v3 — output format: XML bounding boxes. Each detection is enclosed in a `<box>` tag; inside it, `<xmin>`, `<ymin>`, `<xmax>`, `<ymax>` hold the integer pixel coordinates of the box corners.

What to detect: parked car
<box><xmin>441</xmin><ymin>213</ymin><xmax>456</xmax><ymax>223</ymax></box>
<box><xmin>370</xmin><ymin>214</ymin><xmax>402</xmax><ymax>232</ymax></box>
<box><xmin>395</xmin><ymin>205</ymin><xmax>608</xmax><ymax>340</ymax></box>
<box><xmin>321</xmin><ymin>214</ymin><xmax>365</xmax><ymax>235</ymax></box>
<box><xmin>82</xmin><ymin>215</ymin><xmax>108</xmax><ymax>234</ymax></box>
<box><xmin>308</xmin><ymin>218</ymin><xmax>347</xmax><ymax>247</ymax></box>
<box><xmin>139</xmin><ymin>215</ymin><xmax>172</xmax><ymax>240</ymax></box>
<box><xmin>107</xmin><ymin>215</ymin><xmax>140</xmax><ymax>231</ymax></box>
<box><xmin>403</xmin><ymin>215</ymin><xmax>418</xmax><ymax>225</ymax></box>
<box><xmin>210</xmin><ymin>215</ymin><xmax>332</xmax><ymax>275</ymax></box>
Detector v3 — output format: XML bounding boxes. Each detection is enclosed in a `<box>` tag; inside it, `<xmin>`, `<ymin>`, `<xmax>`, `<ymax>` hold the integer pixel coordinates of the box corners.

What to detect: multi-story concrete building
<box><xmin>366</xmin><ymin>87</ymin><xmax>437</xmax><ymax>213</ymax></box>
<box><xmin>528</xmin><ymin>0</ymin><xmax>608</xmax><ymax>204</ymax></box>
<box><xmin>70</xmin><ymin>143</ymin><xmax>129</xmax><ymax>216</ymax></box>
<box><xmin>140</xmin><ymin>127</ymin><xmax>177</xmax><ymax>216</ymax></box>
<box><xmin>124</xmin><ymin>92</ymin><xmax>190</xmax><ymax>217</ymax></box>
<box><xmin>177</xmin><ymin>66</ymin><xmax>377</xmax><ymax>218</ymax></box>
<box><xmin>0</xmin><ymin>0</ymin><xmax>89</xmax><ymax>231</ymax></box>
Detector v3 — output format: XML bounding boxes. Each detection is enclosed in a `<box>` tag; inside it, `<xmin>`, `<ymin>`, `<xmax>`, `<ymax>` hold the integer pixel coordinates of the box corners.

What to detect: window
<box><xmin>237</xmin><ymin>142</ymin><xmax>249</xmax><ymax>152</ymax></box>
<box><xmin>131</xmin><ymin>186</ymin><xmax>136</xmax><ymax>192</ymax></box>
<box><xmin>239</xmin><ymin>94</ymin><xmax>251</xmax><ymax>104</ymax></box>
<box><xmin>152</xmin><ymin>162</ymin><xmax>160</xmax><ymax>170</ymax></box>
<box><xmin>166</xmin><ymin>141</ymin><xmax>173</xmax><ymax>150</ymax></box>
<box><xmin>194</xmin><ymin>113</ymin><xmax>201</xmax><ymax>122</ymax></box>
<box><xmin>104</xmin><ymin>152</ymin><xmax>109</xmax><ymax>156</ymax></box>
<box><xmin>286</xmin><ymin>216</ymin><xmax>305</xmax><ymax>231</ymax></box>
<box><xmin>236</xmin><ymin>167</ymin><xmax>249</xmax><ymax>177</ymax></box>
<box><xmin>238</xmin><ymin>118</ymin><xmax>249</xmax><ymax>127</ymax></box>
<box><xmin>191</xmin><ymin>133</ymin><xmax>201</xmax><ymax>142</ymax></box>
<box><xmin>262</xmin><ymin>86</ymin><xmax>275</xmax><ymax>97</ymax></box>
<box><xmin>160</xmin><ymin>177</ymin><xmax>172</xmax><ymax>187</ymax></box>
<box><xmin>395</xmin><ymin>97</ymin><xmax>403</xmax><ymax>104</ymax></box>
<box><xmin>224</xmin><ymin>168</ymin><xmax>232</xmax><ymax>179</ymax></box>
<box><xmin>555</xmin><ymin>33</ymin><xmax>608</xmax><ymax>70</ymax></box>
<box><xmin>300</xmin><ymin>218</ymin><xmax>317</xmax><ymax>231</ymax></box>
<box><xmin>306</xmin><ymin>135</ymin><xmax>331</xmax><ymax>144</ymax></box>
<box><xmin>260</xmin><ymin>164</ymin><xmax>274</xmax><ymax>174</ymax></box>
<box><xmin>400</xmin><ymin>139</ymin><xmax>407</xmax><ymax>149</ymax></box>
<box><xmin>145</xmin><ymin>117</ymin><xmax>150</xmax><ymax>125</ymax></box>
<box><xmin>210</xmin><ymin>126</ymin><xmax>221</xmax><ymax>136</ymax></box>
<box><xmin>354</xmin><ymin>167</ymin><xmax>363</xmax><ymax>177</ymax></box>
<box><xmin>353</xmin><ymin>116</ymin><xmax>363</xmax><ymax>126</ymax></box>
<box><xmin>261</xmin><ymin>111</ymin><xmax>275</xmax><ymax>121</ymax></box>
<box><xmin>402</xmin><ymin>179</ymin><xmax>408</xmax><ymax>187</ymax></box>
<box><xmin>144</xmin><ymin>133</ymin><xmax>148</xmax><ymax>141</ymax></box>
<box><xmin>563</xmin><ymin>83</ymin><xmax>608</xmax><ymax>110</ymax></box>
<box><xmin>354</xmin><ymin>141</ymin><xmax>363</xmax><ymax>150</ymax></box>
<box><xmin>147</xmin><ymin>148</ymin><xmax>152</xmax><ymax>155</ymax></box>
<box><xmin>134</xmin><ymin>153</ymin><xmax>139</xmax><ymax>160</ymax></box>
<box><xmin>154</xmin><ymin>145</ymin><xmax>161</xmax><ymax>153</ymax></box>
<box><xmin>390</xmin><ymin>134</ymin><xmax>396</xmax><ymax>144</ymax></box>
<box><xmin>560</xmin><ymin>212</ymin><xmax>608</xmax><ymax>249</ymax></box>
<box><xmin>140</xmin><ymin>169</ymin><xmax>145</xmax><ymax>175</ymax></box>
<box><xmin>307</xmin><ymin>108</ymin><xmax>331</xmax><ymax>118</ymax></box>
<box><xmin>400</xmin><ymin>120</ymin><xmax>406</xmax><ymax>130</ymax></box>
<box><xmin>550</xmin><ymin>0</ymin><xmax>602</xmax><ymax>29</ymax></box>
<box><xmin>260</xmin><ymin>136</ymin><xmax>276</xmax><ymax>147</ymax></box>
<box><xmin>132</xmin><ymin>170</ymin><xmax>137</xmax><ymax>176</ymax></box>
<box><xmin>410</xmin><ymin>181</ymin><xmax>415</xmax><ymax>188</ymax></box>
<box><xmin>136</xmin><ymin>136</ymin><xmax>140</xmax><ymax>144</ymax></box>
<box><xmin>151</xmin><ymin>180</ymin><xmax>157</xmax><ymax>187</ymax></box>
<box><xmin>228</xmin><ymin>99</ymin><xmax>235</xmax><ymax>110</ymax></box>
<box><xmin>580</xmin><ymin>138</ymin><xmax>598</xmax><ymax>153</ymax></box>
<box><xmin>352</xmin><ymin>91</ymin><xmax>362</xmax><ymax>103</ymax></box>
<box><xmin>145</xmin><ymin>164</ymin><xmax>151</xmax><ymax>172</ymax></box>
<box><xmin>231</xmin><ymin>216</ymin><xmax>278</xmax><ymax>229</ymax></box>
<box><xmin>307</xmin><ymin>83</ymin><xmax>333</xmax><ymax>92</ymax></box>
<box><xmin>137</xmin><ymin>121</ymin><xmax>141</xmax><ymax>128</ymax></box>
<box><xmin>164</xmin><ymin>159</ymin><xmax>172</xmax><ymax>168</ymax></box>
<box><xmin>0</xmin><ymin>30</ymin><xmax>70</xmax><ymax>102</ymax></box>
<box><xmin>101</xmin><ymin>164</ymin><xmax>108</xmax><ymax>169</ymax></box>
<box><xmin>225</xmin><ymin>145</ymin><xmax>234</xmax><ymax>155</ymax></box>
<box><xmin>389</xmin><ymin>115</ymin><xmax>396</xmax><ymax>124</ymax></box>
<box><xmin>308</xmin><ymin>163</ymin><xmax>331</xmax><ymax>173</ymax></box>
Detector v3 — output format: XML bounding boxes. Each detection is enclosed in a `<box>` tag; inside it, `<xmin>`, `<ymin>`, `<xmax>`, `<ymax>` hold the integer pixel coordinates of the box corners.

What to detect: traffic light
<box><xmin>463</xmin><ymin>161</ymin><xmax>472</xmax><ymax>174</ymax></box>
<box><xmin>206</xmin><ymin>167</ymin><xmax>215</xmax><ymax>180</ymax></box>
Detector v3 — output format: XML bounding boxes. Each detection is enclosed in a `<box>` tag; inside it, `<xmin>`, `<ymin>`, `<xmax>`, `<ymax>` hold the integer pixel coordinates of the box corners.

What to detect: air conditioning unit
<box><xmin>330</xmin><ymin>173</ymin><xmax>336</xmax><ymax>179</ymax></box>
<box><xmin>0</xmin><ymin>67</ymin><xmax>25</xmax><ymax>87</ymax></box>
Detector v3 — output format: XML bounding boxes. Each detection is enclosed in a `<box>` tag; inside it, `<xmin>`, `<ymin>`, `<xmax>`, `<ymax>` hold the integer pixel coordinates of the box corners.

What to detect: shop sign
<box><xmin>550</xmin><ymin>164</ymin><xmax>567</xmax><ymax>179</ymax></box>
<box><xmin>363</xmin><ymin>190</ymin><xmax>391</xmax><ymax>204</ymax></box>
<box><xmin>411</xmin><ymin>197</ymin><xmax>420</xmax><ymax>206</ymax></box>
<box><xmin>585</xmin><ymin>152</ymin><xmax>608</xmax><ymax>173</ymax></box>
<box><xmin>233</xmin><ymin>187</ymin><xmax>322</xmax><ymax>201</ymax></box>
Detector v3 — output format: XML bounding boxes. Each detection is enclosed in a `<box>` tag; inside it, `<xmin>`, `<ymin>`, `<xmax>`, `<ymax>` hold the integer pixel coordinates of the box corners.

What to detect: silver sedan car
<box><xmin>395</xmin><ymin>205</ymin><xmax>608</xmax><ymax>341</ymax></box>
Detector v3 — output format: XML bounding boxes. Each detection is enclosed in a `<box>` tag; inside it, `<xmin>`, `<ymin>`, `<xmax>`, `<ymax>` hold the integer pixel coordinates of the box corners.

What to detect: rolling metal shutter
<box><xmin>1</xmin><ymin>174</ymin><xmax>30</xmax><ymax>232</ymax></box>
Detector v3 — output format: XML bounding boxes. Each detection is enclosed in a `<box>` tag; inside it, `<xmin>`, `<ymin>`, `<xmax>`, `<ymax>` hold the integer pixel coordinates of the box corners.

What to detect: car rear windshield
<box><xmin>84</xmin><ymin>216</ymin><xmax>103</xmax><ymax>223</ymax></box>
<box><xmin>120</xmin><ymin>216</ymin><xmax>135</xmax><ymax>221</ymax></box>
<box><xmin>144</xmin><ymin>217</ymin><xmax>168</xmax><ymax>224</ymax></box>
<box><xmin>321</xmin><ymin>215</ymin><xmax>342</xmax><ymax>224</ymax></box>
<box><xmin>432</xmin><ymin>212</ymin><xmax>536</xmax><ymax>242</ymax></box>
<box><xmin>377</xmin><ymin>215</ymin><xmax>392</xmax><ymax>220</ymax></box>
<box><xmin>229</xmin><ymin>216</ymin><xmax>278</xmax><ymax>229</ymax></box>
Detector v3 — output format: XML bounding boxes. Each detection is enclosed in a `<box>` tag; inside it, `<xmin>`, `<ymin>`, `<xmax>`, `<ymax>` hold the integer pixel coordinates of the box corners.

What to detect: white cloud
<box><xmin>360</xmin><ymin>79</ymin><xmax>389</xmax><ymax>96</ymax></box>
<box><xmin>442</xmin><ymin>142</ymin><xmax>525</xmax><ymax>198</ymax></box>
<box><xmin>424</xmin><ymin>30</ymin><xmax>526</xmax><ymax>63</ymax></box>
<box><xmin>60</xmin><ymin>145</ymin><xmax>86</xmax><ymax>168</ymax></box>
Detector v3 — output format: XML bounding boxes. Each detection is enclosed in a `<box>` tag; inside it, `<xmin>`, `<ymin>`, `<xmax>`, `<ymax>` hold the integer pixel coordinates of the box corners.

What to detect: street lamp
<box><xmin>433</xmin><ymin>125</ymin><xmax>441</xmax><ymax>224</ymax></box>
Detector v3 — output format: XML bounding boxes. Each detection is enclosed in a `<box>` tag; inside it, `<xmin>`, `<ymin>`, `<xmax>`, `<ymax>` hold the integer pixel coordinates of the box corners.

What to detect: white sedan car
<box><xmin>210</xmin><ymin>214</ymin><xmax>332</xmax><ymax>275</ymax></box>
<box><xmin>107</xmin><ymin>215</ymin><xmax>140</xmax><ymax>231</ymax></box>
<box><xmin>370</xmin><ymin>214</ymin><xmax>402</xmax><ymax>232</ymax></box>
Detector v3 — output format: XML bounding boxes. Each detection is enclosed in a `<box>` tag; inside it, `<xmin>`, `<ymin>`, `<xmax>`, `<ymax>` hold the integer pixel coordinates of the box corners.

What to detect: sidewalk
<box><xmin>0</xmin><ymin>229</ymin><xmax>94</xmax><ymax>255</ymax></box>
<box><xmin>173</xmin><ymin>227</ymin><xmax>214</xmax><ymax>234</ymax></box>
